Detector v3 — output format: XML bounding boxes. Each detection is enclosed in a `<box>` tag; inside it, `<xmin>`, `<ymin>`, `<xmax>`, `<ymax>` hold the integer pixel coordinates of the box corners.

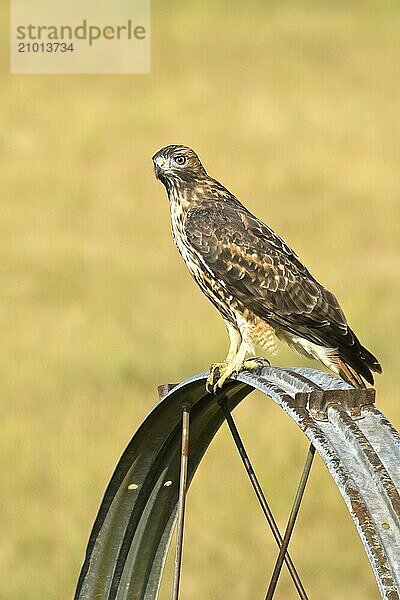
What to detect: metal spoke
<box><xmin>171</xmin><ymin>403</ymin><xmax>191</xmax><ymax>600</ymax></box>
<box><xmin>265</xmin><ymin>444</ymin><xmax>316</xmax><ymax>600</ymax></box>
<box><xmin>219</xmin><ymin>400</ymin><xmax>308</xmax><ymax>600</ymax></box>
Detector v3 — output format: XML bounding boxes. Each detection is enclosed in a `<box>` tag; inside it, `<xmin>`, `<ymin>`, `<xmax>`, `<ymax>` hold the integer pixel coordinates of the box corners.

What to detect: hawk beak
<box><xmin>153</xmin><ymin>156</ymin><xmax>167</xmax><ymax>179</ymax></box>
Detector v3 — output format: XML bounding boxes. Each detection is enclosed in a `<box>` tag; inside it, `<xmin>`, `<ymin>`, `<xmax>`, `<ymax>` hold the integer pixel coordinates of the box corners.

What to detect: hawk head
<box><xmin>152</xmin><ymin>145</ymin><xmax>207</xmax><ymax>185</ymax></box>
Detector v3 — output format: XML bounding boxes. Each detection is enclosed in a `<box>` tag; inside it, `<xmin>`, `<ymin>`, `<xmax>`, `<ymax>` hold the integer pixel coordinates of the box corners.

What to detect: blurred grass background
<box><xmin>1</xmin><ymin>0</ymin><xmax>399</xmax><ymax>598</ymax></box>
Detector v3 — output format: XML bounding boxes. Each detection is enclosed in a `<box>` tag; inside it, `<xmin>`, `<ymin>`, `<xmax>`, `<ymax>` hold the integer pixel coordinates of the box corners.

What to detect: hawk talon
<box><xmin>206</xmin><ymin>362</ymin><xmax>226</xmax><ymax>393</ymax></box>
<box><xmin>213</xmin><ymin>381</ymin><xmax>224</xmax><ymax>395</ymax></box>
<box><xmin>212</xmin><ymin>377</ymin><xmax>232</xmax><ymax>395</ymax></box>
<box><xmin>243</xmin><ymin>357</ymin><xmax>271</xmax><ymax>371</ymax></box>
<box><xmin>213</xmin><ymin>367</ymin><xmax>240</xmax><ymax>394</ymax></box>
<box><xmin>210</xmin><ymin>360</ymin><xmax>269</xmax><ymax>394</ymax></box>
<box><xmin>207</xmin><ymin>357</ymin><xmax>271</xmax><ymax>394</ymax></box>
<box><xmin>206</xmin><ymin>362</ymin><xmax>241</xmax><ymax>394</ymax></box>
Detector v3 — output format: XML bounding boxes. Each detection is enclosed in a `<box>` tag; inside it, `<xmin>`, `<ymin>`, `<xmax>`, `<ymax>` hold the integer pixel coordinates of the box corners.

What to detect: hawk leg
<box><xmin>206</xmin><ymin>322</ymin><xmax>241</xmax><ymax>393</ymax></box>
<box><xmin>206</xmin><ymin>323</ymin><xmax>273</xmax><ymax>393</ymax></box>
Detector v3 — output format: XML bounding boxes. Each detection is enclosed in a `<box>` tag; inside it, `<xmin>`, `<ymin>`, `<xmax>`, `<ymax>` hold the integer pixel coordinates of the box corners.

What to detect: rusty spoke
<box><xmin>171</xmin><ymin>403</ymin><xmax>191</xmax><ymax>600</ymax></box>
<box><xmin>265</xmin><ymin>444</ymin><xmax>315</xmax><ymax>600</ymax></box>
<box><xmin>219</xmin><ymin>400</ymin><xmax>309</xmax><ymax>600</ymax></box>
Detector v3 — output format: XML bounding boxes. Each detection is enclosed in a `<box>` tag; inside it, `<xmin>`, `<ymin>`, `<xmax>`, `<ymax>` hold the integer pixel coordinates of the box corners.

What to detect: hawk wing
<box><xmin>186</xmin><ymin>197</ymin><xmax>380</xmax><ymax>383</ymax></box>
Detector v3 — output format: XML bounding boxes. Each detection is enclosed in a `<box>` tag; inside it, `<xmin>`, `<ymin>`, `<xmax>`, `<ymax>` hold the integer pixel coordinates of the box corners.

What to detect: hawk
<box><xmin>153</xmin><ymin>144</ymin><xmax>381</xmax><ymax>392</ymax></box>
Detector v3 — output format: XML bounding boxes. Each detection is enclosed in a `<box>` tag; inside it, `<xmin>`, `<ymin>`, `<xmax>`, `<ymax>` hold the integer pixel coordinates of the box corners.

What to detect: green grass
<box><xmin>1</xmin><ymin>1</ymin><xmax>399</xmax><ymax>598</ymax></box>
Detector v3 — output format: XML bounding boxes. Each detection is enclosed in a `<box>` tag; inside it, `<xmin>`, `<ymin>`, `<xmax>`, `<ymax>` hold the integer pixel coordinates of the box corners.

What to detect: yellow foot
<box><xmin>206</xmin><ymin>362</ymin><xmax>227</xmax><ymax>394</ymax></box>
<box><xmin>206</xmin><ymin>360</ymin><xmax>246</xmax><ymax>394</ymax></box>
<box><xmin>206</xmin><ymin>357</ymin><xmax>271</xmax><ymax>394</ymax></box>
<box><xmin>243</xmin><ymin>357</ymin><xmax>271</xmax><ymax>371</ymax></box>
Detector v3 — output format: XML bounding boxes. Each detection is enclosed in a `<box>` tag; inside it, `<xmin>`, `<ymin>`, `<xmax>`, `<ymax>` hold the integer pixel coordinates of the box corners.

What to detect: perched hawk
<box><xmin>153</xmin><ymin>144</ymin><xmax>381</xmax><ymax>392</ymax></box>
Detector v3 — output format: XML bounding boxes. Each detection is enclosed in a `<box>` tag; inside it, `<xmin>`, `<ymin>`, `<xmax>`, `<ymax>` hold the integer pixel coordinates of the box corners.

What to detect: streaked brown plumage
<box><xmin>153</xmin><ymin>144</ymin><xmax>382</xmax><ymax>391</ymax></box>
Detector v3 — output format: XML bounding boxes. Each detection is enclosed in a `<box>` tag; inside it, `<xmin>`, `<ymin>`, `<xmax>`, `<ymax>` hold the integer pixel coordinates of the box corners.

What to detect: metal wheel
<box><xmin>74</xmin><ymin>367</ymin><xmax>400</xmax><ymax>600</ymax></box>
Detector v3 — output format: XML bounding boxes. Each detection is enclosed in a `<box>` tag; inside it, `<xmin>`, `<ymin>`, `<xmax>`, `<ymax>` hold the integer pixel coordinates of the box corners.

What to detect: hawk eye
<box><xmin>175</xmin><ymin>155</ymin><xmax>186</xmax><ymax>166</ymax></box>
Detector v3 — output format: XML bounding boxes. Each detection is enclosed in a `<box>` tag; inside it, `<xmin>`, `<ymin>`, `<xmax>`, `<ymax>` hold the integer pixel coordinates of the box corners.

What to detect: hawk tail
<box><xmin>337</xmin><ymin>359</ymin><xmax>367</xmax><ymax>389</ymax></box>
<box><xmin>337</xmin><ymin>342</ymin><xmax>382</xmax><ymax>389</ymax></box>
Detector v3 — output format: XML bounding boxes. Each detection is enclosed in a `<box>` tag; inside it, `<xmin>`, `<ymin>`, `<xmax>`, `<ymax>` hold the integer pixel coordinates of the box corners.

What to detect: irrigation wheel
<box><xmin>74</xmin><ymin>367</ymin><xmax>400</xmax><ymax>600</ymax></box>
